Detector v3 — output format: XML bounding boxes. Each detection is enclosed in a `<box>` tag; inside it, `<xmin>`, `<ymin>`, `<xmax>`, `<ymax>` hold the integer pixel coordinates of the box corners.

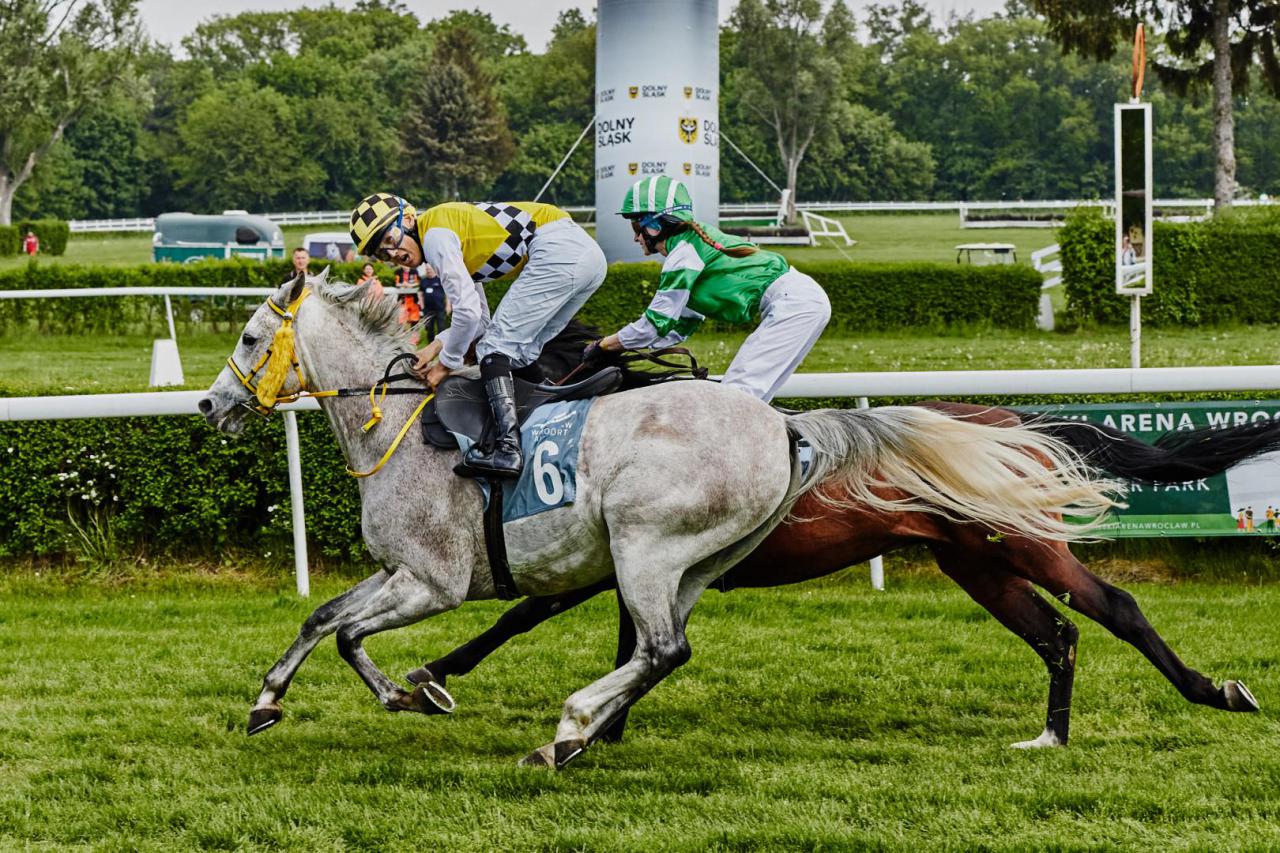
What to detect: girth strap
<box><xmin>483</xmin><ymin>479</ymin><xmax>520</xmax><ymax>600</ymax></box>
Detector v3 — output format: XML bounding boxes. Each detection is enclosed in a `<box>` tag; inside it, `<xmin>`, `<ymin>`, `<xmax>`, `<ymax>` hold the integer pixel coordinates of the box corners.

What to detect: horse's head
<box><xmin>198</xmin><ymin>270</ymin><xmax>315</xmax><ymax>434</ymax></box>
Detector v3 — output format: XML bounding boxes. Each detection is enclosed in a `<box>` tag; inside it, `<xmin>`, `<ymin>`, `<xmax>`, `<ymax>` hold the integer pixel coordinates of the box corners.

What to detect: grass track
<box><xmin>2</xmin><ymin>573</ymin><xmax>1279</xmax><ymax>850</ymax></box>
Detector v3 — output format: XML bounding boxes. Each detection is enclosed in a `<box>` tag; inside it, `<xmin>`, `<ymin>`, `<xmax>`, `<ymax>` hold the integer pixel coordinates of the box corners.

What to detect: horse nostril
<box><xmin>197</xmin><ymin>398</ymin><xmax>214</xmax><ymax>415</ymax></box>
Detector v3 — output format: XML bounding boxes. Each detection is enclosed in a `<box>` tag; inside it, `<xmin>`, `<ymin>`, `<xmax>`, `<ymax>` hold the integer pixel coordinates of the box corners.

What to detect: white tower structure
<box><xmin>594</xmin><ymin>0</ymin><xmax>719</xmax><ymax>262</ymax></box>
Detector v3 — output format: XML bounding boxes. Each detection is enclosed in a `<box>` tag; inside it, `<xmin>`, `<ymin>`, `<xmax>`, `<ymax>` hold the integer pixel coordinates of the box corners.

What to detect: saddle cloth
<box><xmin>422</xmin><ymin>366</ymin><xmax>624</xmax><ymax>524</ymax></box>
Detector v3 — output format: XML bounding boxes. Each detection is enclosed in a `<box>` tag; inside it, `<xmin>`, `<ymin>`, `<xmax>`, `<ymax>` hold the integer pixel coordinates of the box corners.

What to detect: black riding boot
<box><xmin>456</xmin><ymin>356</ymin><xmax>524</xmax><ymax>479</ymax></box>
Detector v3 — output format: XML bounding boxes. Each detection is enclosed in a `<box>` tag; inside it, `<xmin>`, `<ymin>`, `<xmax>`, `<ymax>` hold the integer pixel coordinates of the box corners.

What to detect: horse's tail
<box><xmin>786</xmin><ymin>406</ymin><xmax>1124</xmax><ymax>542</ymax></box>
<box><xmin>1035</xmin><ymin>416</ymin><xmax>1280</xmax><ymax>483</ymax></box>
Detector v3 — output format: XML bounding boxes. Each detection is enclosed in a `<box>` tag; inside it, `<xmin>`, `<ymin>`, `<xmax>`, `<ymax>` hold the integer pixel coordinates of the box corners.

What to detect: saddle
<box><xmin>423</xmin><ymin>366</ymin><xmax>625</xmax><ymax>451</ymax></box>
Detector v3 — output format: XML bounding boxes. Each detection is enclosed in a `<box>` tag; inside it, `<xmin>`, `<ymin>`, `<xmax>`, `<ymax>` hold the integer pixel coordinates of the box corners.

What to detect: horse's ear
<box><xmin>316</xmin><ymin>265</ymin><xmax>331</xmax><ymax>284</ymax></box>
<box><xmin>276</xmin><ymin>270</ymin><xmax>306</xmax><ymax>307</ymax></box>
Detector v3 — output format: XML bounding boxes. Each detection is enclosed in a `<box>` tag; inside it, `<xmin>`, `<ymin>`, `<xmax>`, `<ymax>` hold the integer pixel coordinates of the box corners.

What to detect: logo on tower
<box><xmin>683</xmin><ymin>86</ymin><xmax>693</xmax><ymax>98</ymax></box>
<box><xmin>627</xmin><ymin>162</ymin><xmax>639</xmax><ymax>175</ymax></box>
<box><xmin>683</xmin><ymin>162</ymin><xmax>692</xmax><ymax>175</ymax></box>
<box><xmin>628</xmin><ymin>86</ymin><xmax>638</xmax><ymax>99</ymax></box>
<box><xmin>678</xmin><ymin>117</ymin><xmax>698</xmax><ymax>144</ymax></box>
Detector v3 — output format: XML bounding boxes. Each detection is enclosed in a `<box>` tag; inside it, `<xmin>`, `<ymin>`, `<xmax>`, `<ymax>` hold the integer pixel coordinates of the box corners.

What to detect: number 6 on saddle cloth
<box><xmin>423</xmin><ymin>366</ymin><xmax>625</xmax><ymax>594</ymax></box>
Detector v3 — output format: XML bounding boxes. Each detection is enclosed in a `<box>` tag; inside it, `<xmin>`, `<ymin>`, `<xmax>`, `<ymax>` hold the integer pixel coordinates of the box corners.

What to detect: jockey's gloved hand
<box><xmin>581</xmin><ymin>339</ymin><xmax>607</xmax><ymax>368</ymax></box>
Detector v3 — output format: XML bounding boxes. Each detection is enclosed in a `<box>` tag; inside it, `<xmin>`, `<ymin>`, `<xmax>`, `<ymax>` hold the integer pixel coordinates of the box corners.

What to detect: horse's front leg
<box><xmin>334</xmin><ymin>568</ymin><xmax>465</xmax><ymax>716</ymax></box>
<box><xmin>250</xmin><ymin>570</ymin><xmax>390</xmax><ymax>734</ymax></box>
<box><xmin>406</xmin><ymin>577</ymin><xmax>617</xmax><ymax>687</ymax></box>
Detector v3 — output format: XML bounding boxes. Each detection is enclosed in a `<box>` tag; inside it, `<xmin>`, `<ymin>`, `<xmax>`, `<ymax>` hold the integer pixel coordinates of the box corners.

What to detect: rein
<box><xmin>226</xmin><ymin>286</ymin><xmax>433</xmax><ymax>478</ymax></box>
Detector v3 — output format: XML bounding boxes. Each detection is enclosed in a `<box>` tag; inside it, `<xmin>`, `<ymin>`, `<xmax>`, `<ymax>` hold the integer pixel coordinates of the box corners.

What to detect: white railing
<box><xmin>6</xmin><ymin>363</ymin><xmax>1280</xmax><ymax>596</ymax></box>
<box><xmin>67</xmin><ymin>197</ymin><xmax>1279</xmax><ymax>233</ymax></box>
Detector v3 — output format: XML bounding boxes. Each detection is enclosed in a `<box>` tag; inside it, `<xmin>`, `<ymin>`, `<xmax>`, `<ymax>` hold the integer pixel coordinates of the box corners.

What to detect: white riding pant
<box><xmin>721</xmin><ymin>268</ymin><xmax>831</xmax><ymax>402</ymax></box>
<box><xmin>477</xmin><ymin>218</ymin><xmax>607</xmax><ymax>368</ymax></box>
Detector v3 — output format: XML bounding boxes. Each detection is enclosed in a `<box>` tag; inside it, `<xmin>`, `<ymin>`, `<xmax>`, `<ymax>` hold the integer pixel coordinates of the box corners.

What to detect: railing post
<box><xmin>283</xmin><ymin>411</ymin><xmax>310</xmax><ymax>597</ymax></box>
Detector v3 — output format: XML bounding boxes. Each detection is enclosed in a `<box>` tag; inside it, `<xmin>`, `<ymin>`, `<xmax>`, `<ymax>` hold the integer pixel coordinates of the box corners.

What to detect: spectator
<box><xmin>22</xmin><ymin>230</ymin><xmax>38</xmax><ymax>256</ymax></box>
<box><xmin>1121</xmin><ymin>234</ymin><xmax>1137</xmax><ymax>266</ymax></box>
<box><xmin>287</xmin><ymin>247</ymin><xmax>310</xmax><ymax>283</ymax></box>
<box><xmin>419</xmin><ymin>262</ymin><xmax>450</xmax><ymax>343</ymax></box>
<box><xmin>357</xmin><ymin>262</ymin><xmax>385</xmax><ymax>300</ymax></box>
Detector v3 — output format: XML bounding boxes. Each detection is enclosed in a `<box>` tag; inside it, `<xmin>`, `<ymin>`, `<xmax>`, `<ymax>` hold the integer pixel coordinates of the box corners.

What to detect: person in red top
<box><xmin>22</xmin><ymin>230</ymin><xmax>38</xmax><ymax>256</ymax></box>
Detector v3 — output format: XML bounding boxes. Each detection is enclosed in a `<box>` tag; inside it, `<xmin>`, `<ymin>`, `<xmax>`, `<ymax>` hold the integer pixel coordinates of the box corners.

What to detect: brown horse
<box><xmin>404</xmin><ymin>397</ymin><xmax>1272</xmax><ymax>748</ymax></box>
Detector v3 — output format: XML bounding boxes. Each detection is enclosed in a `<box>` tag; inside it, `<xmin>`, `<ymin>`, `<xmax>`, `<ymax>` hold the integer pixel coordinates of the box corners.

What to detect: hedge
<box><xmin>1060</xmin><ymin>206</ymin><xmax>1280</xmax><ymax>326</ymax></box>
<box><xmin>0</xmin><ymin>219</ymin><xmax>69</xmax><ymax>256</ymax></box>
<box><xmin>4</xmin><ymin>386</ymin><xmax>1274</xmax><ymax>563</ymax></box>
<box><xmin>0</xmin><ymin>257</ymin><xmax>1043</xmax><ymax>336</ymax></box>
<box><xmin>17</xmin><ymin>219</ymin><xmax>70</xmax><ymax>256</ymax></box>
<box><xmin>0</xmin><ymin>414</ymin><xmax>365</xmax><ymax>562</ymax></box>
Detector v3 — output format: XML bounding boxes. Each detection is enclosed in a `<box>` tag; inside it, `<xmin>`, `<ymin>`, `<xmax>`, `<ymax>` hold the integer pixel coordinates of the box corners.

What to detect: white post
<box><xmin>1130</xmin><ymin>295</ymin><xmax>1141</xmax><ymax>369</ymax></box>
<box><xmin>858</xmin><ymin>396</ymin><xmax>885</xmax><ymax>591</ymax></box>
<box><xmin>163</xmin><ymin>294</ymin><xmax>177</xmax><ymax>341</ymax></box>
<box><xmin>283</xmin><ymin>411</ymin><xmax>310</xmax><ymax>597</ymax></box>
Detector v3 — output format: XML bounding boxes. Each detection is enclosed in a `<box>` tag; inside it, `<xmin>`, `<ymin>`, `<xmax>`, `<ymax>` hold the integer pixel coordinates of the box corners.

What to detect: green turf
<box><xmin>2</xmin><ymin>325</ymin><xmax>1276</xmax><ymax>397</ymax></box>
<box><xmin>0</xmin><ymin>571</ymin><xmax>1276</xmax><ymax>850</ymax></box>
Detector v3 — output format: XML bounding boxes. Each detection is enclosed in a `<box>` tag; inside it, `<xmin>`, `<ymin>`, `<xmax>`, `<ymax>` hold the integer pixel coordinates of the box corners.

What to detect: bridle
<box><xmin>224</xmin><ymin>285</ymin><xmax>434</xmax><ymax>478</ymax></box>
<box><xmin>226</xmin><ymin>288</ymin><xmax>316</xmax><ymax>416</ymax></box>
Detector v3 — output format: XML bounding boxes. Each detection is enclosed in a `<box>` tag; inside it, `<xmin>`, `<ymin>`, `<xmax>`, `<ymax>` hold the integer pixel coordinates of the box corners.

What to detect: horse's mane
<box><xmin>309</xmin><ymin>275</ymin><xmax>417</xmax><ymax>364</ymax></box>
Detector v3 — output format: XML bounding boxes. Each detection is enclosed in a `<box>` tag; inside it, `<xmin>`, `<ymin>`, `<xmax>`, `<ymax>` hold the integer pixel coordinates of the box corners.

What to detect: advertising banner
<box><xmin>1018</xmin><ymin>401</ymin><xmax>1280</xmax><ymax>537</ymax></box>
<box><xmin>595</xmin><ymin>0</ymin><xmax>719</xmax><ymax>263</ymax></box>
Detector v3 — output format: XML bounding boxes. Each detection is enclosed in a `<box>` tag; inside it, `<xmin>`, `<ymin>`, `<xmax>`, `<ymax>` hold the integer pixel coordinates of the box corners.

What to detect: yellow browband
<box><xmin>226</xmin><ymin>287</ymin><xmax>432</xmax><ymax>478</ymax></box>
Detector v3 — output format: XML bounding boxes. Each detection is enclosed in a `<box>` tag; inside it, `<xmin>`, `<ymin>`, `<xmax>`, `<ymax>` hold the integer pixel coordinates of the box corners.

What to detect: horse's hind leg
<box><xmin>406</xmin><ymin>577</ymin><xmax>617</xmax><ymax>688</ymax></box>
<box><xmin>933</xmin><ymin>546</ymin><xmax>1077</xmax><ymax>748</ymax></box>
<box><xmin>1010</xmin><ymin>542</ymin><xmax>1259</xmax><ymax>713</ymax></box>
<box><xmin>250</xmin><ymin>570</ymin><xmax>390</xmax><ymax>734</ymax></box>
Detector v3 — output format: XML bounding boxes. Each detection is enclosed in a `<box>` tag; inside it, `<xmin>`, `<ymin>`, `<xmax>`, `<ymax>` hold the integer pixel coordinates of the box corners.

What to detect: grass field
<box><xmin>0</xmin><ymin>215</ymin><xmax>1057</xmax><ymax>272</ymax></box>
<box><xmin>2</xmin><ymin>571</ymin><xmax>1278</xmax><ymax>850</ymax></box>
<box><xmin>3</xmin><ymin>324</ymin><xmax>1278</xmax><ymax>397</ymax></box>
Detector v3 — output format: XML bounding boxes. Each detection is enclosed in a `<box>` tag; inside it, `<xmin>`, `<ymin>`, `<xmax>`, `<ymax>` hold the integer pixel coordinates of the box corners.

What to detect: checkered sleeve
<box><xmin>422</xmin><ymin>227</ymin><xmax>486</xmax><ymax>370</ymax></box>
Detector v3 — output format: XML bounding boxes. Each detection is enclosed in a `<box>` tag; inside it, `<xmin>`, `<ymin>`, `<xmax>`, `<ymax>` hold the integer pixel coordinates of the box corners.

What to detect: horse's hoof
<box><xmin>406</xmin><ymin>665</ymin><xmax>445</xmax><ymax>688</ymax></box>
<box><xmin>518</xmin><ymin>743</ymin><xmax>556</xmax><ymax>768</ymax></box>
<box><xmin>1223</xmin><ymin>680</ymin><xmax>1260</xmax><ymax>712</ymax></box>
<box><xmin>554</xmin><ymin>738</ymin><xmax>588</xmax><ymax>769</ymax></box>
<box><xmin>1011</xmin><ymin>728</ymin><xmax>1064</xmax><ymax>749</ymax></box>
<box><xmin>407</xmin><ymin>676</ymin><xmax>458</xmax><ymax>712</ymax></box>
<box><xmin>248</xmin><ymin>705</ymin><xmax>282</xmax><ymax>735</ymax></box>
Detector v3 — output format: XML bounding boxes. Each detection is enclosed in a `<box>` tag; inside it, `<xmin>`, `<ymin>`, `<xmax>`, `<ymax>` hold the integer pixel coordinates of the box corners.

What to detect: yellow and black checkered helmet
<box><xmin>350</xmin><ymin>193</ymin><xmax>416</xmax><ymax>255</ymax></box>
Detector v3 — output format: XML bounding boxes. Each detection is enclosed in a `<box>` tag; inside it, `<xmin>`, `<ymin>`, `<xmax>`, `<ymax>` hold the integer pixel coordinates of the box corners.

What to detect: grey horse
<box><xmin>198</xmin><ymin>271</ymin><xmax>1118</xmax><ymax>768</ymax></box>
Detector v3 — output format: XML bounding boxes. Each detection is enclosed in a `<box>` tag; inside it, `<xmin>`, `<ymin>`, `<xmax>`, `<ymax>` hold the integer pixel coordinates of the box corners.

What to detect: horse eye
<box><xmin>241</xmin><ymin>333</ymin><xmax>257</xmax><ymax>347</ymax></box>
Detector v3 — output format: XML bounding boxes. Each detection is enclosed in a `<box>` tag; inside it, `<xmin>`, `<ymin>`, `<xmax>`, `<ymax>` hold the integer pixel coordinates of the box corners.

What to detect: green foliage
<box><xmin>1060</xmin><ymin>206</ymin><xmax>1280</xmax><ymax>325</ymax></box>
<box><xmin>174</xmin><ymin>80</ymin><xmax>324</xmax><ymax>212</ymax></box>
<box><xmin>0</xmin><ymin>414</ymin><xmax>364</xmax><ymax>561</ymax></box>
<box><xmin>0</xmin><ymin>227</ymin><xmax>17</xmax><ymax>257</ymax></box>
<box><xmin>0</xmin><ymin>256</ymin><xmax>1037</xmax><ymax>336</ymax></box>
<box><xmin>399</xmin><ymin>26</ymin><xmax>516</xmax><ymax>201</ymax></box>
<box><xmin>0</xmin><ymin>259</ymin><xmax>383</xmax><ymax>334</ymax></box>
<box><xmin>0</xmin><ymin>0</ymin><xmax>145</xmax><ymax>224</ymax></box>
<box><xmin>1059</xmin><ymin>207</ymin><xmax>1118</xmax><ymax>325</ymax></box>
<box><xmin>16</xmin><ymin>219</ymin><xmax>69</xmax><ymax>256</ymax></box>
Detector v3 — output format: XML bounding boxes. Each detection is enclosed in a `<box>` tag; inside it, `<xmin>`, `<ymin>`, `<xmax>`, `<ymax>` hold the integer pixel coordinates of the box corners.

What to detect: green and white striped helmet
<box><xmin>618</xmin><ymin>175</ymin><xmax>695</xmax><ymax>226</ymax></box>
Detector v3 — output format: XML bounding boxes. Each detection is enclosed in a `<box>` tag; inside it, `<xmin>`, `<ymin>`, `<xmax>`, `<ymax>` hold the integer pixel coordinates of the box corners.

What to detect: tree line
<box><xmin>4</xmin><ymin>0</ymin><xmax>1280</xmax><ymax>225</ymax></box>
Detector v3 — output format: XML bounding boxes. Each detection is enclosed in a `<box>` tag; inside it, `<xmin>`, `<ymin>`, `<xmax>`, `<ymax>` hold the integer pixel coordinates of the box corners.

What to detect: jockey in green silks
<box><xmin>593</xmin><ymin>176</ymin><xmax>831</xmax><ymax>402</ymax></box>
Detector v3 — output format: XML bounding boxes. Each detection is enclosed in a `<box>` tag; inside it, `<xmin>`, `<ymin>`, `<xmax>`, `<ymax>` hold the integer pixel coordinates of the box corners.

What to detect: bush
<box><xmin>0</xmin><ymin>414</ymin><xmax>365</xmax><ymax>562</ymax></box>
<box><xmin>1060</xmin><ymin>206</ymin><xmax>1280</xmax><ymax>326</ymax></box>
<box><xmin>0</xmin><ymin>256</ymin><xmax>1041</xmax><ymax>336</ymax></box>
<box><xmin>16</xmin><ymin>219</ymin><xmax>70</xmax><ymax>256</ymax></box>
<box><xmin>0</xmin><ymin>226</ymin><xmax>18</xmax><ymax>257</ymax></box>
